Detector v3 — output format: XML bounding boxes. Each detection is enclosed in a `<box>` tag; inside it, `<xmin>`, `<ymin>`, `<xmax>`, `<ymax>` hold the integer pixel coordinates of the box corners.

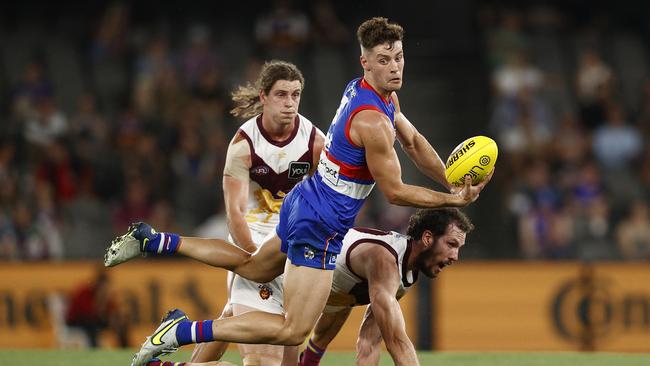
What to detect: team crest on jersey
<box><xmin>304</xmin><ymin>247</ymin><xmax>315</xmax><ymax>260</ymax></box>
<box><xmin>288</xmin><ymin>161</ymin><xmax>310</xmax><ymax>179</ymax></box>
<box><xmin>258</xmin><ymin>284</ymin><xmax>273</xmax><ymax>300</ymax></box>
<box><xmin>251</xmin><ymin>166</ymin><xmax>269</xmax><ymax>176</ymax></box>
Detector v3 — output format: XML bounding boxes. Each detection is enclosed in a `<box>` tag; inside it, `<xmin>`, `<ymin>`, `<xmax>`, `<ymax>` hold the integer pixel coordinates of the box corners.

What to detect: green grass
<box><xmin>1</xmin><ymin>350</ymin><xmax>649</xmax><ymax>366</ymax></box>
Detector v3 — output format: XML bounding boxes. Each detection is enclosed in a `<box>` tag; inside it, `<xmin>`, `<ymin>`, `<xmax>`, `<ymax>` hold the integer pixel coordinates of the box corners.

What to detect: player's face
<box><xmin>260</xmin><ymin>79</ymin><xmax>302</xmax><ymax>126</ymax></box>
<box><xmin>364</xmin><ymin>41</ymin><xmax>404</xmax><ymax>92</ymax></box>
<box><xmin>416</xmin><ymin>224</ymin><xmax>466</xmax><ymax>278</ymax></box>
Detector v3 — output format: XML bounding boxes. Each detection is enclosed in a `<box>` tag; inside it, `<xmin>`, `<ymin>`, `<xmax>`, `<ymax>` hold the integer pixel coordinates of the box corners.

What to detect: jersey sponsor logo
<box><xmin>258</xmin><ymin>284</ymin><xmax>273</xmax><ymax>300</ymax></box>
<box><xmin>288</xmin><ymin>161</ymin><xmax>310</xmax><ymax>179</ymax></box>
<box><xmin>251</xmin><ymin>165</ymin><xmax>269</xmax><ymax>176</ymax></box>
<box><xmin>319</xmin><ymin>156</ymin><xmax>340</xmax><ymax>186</ymax></box>
<box><xmin>328</xmin><ymin>253</ymin><xmax>337</xmax><ymax>265</ymax></box>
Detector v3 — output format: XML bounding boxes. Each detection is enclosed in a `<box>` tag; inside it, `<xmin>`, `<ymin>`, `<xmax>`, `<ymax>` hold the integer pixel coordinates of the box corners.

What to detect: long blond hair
<box><xmin>230</xmin><ymin>60</ymin><xmax>305</xmax><ymax>119</ymax></box>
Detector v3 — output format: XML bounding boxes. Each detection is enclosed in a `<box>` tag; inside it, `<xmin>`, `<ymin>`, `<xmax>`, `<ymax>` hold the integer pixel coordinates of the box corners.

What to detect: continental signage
<box><xmin>435</xmin><ymin>262</ymin><xmax>650</xmax><ymax>352</ymax></box>
<box><xmin>0</xmin><ymin>261</ymin><xmax>417</xmax><ymax>350</ymax></box>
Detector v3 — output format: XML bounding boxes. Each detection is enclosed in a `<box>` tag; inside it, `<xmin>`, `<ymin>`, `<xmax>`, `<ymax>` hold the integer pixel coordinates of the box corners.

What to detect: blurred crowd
<box><xmin>2</xmin><ymin>1</ymin><xmax>649</xmax><ymax>263</ymax></box>
<box><xmin>481</xmin><ymin>4</ymin><xmax>650</xmax><ymax>260</ymax></box>
<box><xmin>0</xmin><ymin>0</ymin><xmax>353</xmax><ymax>261</ymax></box>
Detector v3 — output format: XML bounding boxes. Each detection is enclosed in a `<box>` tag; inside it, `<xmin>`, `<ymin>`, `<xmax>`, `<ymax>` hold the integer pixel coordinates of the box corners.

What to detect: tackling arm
<box><xmin>357</xmin><ymin>246</ymin><xmax>419</xmax><ymax>366</ymax></box>
<box><xmin>356</xmin><ymin>306</ymin><xmax>383</xmax><ymax>366</ymax></box>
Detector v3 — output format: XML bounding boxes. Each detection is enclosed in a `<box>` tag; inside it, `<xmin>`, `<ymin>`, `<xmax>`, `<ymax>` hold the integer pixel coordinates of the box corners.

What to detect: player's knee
<box><xmin>276</xmin><ymin>324</ymin><xmax>310</xmax><ymax>346</ymax></box>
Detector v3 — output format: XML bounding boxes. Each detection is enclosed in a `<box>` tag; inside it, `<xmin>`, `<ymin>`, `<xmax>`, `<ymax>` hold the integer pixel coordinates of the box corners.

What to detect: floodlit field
<box><xmin>1</xmin><ymin>350</ymin><xmax>649</xmax><ymax>366</ymax></box>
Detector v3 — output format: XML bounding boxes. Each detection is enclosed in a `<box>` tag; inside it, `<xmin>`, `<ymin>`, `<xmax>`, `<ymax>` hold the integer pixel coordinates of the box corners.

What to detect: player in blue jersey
<box><xmin>107</xmin><ymin>17</ymin><xmax>492</xmax><ymax>366</ymax></box>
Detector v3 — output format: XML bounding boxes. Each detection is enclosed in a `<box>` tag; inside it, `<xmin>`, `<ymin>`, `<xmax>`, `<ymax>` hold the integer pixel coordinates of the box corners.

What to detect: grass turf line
<box><xmin>1</xmin><ymin>350</ymin><xmax>649</xmax><ymax>366</ymax></box>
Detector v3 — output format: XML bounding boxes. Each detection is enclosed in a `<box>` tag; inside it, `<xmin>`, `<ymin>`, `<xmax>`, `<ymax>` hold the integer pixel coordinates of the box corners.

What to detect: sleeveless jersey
<box><xmin>238</xmin><ymin>113</ymin><xmax>318</xmax><ymax>234</ymax></box>
<box><xmin>295</xmin><ymin>77</ymin><xmax>396</xmax><ymax>235</ymax></box>
<box><xmin>325</xmin><ymin>228</ymin><xmax>418</xmax><ymax>310</ymax></box>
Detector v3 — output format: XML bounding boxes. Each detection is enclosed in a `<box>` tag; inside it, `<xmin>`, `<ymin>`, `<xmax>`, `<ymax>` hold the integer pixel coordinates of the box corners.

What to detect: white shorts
<box><xmin>228</xmin><ymin>229</ymin><xmax>284</xmax><ymax>315</ymax></box>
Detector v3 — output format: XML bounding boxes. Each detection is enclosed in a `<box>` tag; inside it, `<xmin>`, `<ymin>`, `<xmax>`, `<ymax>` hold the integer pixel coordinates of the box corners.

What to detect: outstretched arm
<box><xmin>355</xmin><ymin>109</ymin><xmax>489</xmax><ymax>208</ymax></box>
<box><xmin>356</xmin><ymin>306</ymin><xmax>383</xmax><ymax>366</ymax></box>
<box><xmin>391</xmin><ymin>93</ymin><xmax>453</xmax><ymax>192</ymax></box>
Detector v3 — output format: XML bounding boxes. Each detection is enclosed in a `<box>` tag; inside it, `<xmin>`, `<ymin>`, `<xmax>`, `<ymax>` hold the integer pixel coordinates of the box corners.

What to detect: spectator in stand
<box><xmin>90</xmin><ymin>2</ymin><xmax>130</xmax><ymax>114</ymax></box>
<box><xmin>12</xmin><ymin>61</ymin><xmax>53</xmax><ymax>109</ymax></box>
<box><xmin>616</xmin><ymin>200</ymin><xmax>650</xmax><ymax>260</ymax></box>
<box><xmin>493</xmin><ymin>51</ymin><xmax>544</xmax><ymax>98</ymax></box>
<box><xmin>35</xmin><ymin>139</ymin><xmax>85</xmax><ymax>205</ymax></box>
<box><xmin>8</xmin><ymin>198</ymin><xmax>63</xmax><ymax>261</ymax></box>
<box><xmin>490</xmin><ymin>85</ymin><xmax>554</xmax><ymax>172</ymax></box>
<box><xmin>69</xmin><ymin>93</ymin><xmax>110</xmax><ymax>149</ymax></box>
<box><xmin>254</xmin><ymin>0</ymin><xmax>310</xmax><ymax>62</ymax></box>
<box><xmin>112</xmin><ymin>177</ymin><xmax>153</xmax><ymax>235</ymax></box>
<box><xmin>310</xmin><ymin>0</ymin><xmax>350</xmax><ymax>47</ymax></box>
<box><xmin>592</xmin><ymin>103</ymin><xmax>643</xmax><ymax>171</ymax></box>
<box><xmin>485</xmin><ymin>8</ymin><xmax>530</xmax><ymax>68</ymax></box>
<box><xmin>181</xmin><ymin>24</ymin><xmax>222</xmax><ymax>89</ymax></box>
<box><xmin>24</xmin><ymin>96</ymin><xmax>68</xmax><ymax>148</ymax></box>
<box><xmin>515</xmin><ymin>160</ymin><xmax>573</xmax><ymax>259</ymax></box>
<box><xmin>133</xmin><ymin>35</ymin><xmax>177</xmax><ymax>118</ymax></box>
<box><xmin>573</xmin><ymin>194</ymin><xmax>615</xmax><ymax>260</ymax></box>
<box><xmin>575</xmin><ymin>49</ymin><xmax>614</xmax><ymax>130</ymax></box>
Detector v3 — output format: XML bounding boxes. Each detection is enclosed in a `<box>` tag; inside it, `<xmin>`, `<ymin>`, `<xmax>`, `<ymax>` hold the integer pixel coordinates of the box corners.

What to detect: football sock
<box><xmin>146</xmin><ymin>359</ymin><xmax>185</xmax><ymax>366</ymax></box>
<box><xmin>142</xmin><ymin>232</ymin><xmax>181</xmax><ymax>255</ymax></box>
<box><xmin>176</xmin><ymin>320</ymin><xmax>214</xmax><ymax>346</ymax></box>
<box><xmin>301</xmin><ymin>338</ymin><xmax>326</xmax><ymax>366</ymax></box>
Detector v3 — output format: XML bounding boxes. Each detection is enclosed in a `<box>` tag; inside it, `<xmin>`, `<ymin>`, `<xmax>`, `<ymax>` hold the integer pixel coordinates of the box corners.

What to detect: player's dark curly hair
<box><xmin>356</xmin><ymin>17</ymin><xmax>404</xmax><ymax>50</ymax></box>
<box><xmin>231</xmin><ymin>60</ymin><xmax>304</xmax><ymax>119</ymax></box>
<box><xmin>406</xmin><ymin>208</ymin><xmax>474</xmax><ymax>240</ymax></box>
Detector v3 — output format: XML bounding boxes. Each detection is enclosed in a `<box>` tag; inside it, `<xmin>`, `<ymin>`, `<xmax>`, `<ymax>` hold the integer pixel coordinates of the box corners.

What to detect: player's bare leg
<box><xmin>179</xmin><ymin>234</ymin><xmax>286</xmax><ymax>283</ymax></box>
<box><xmin>280</xmin><ymin>344</ymin><xmax>299</xmax><ymax>366</ymax></box>
<box><xmin>232</xmin><ymin>303</ymin><xmax>285</xmax><ymax>366</ymax></box>
<box><xmin>300</xmin><ymin>309</ymin><xmax>351</xmax><ymax>365</ymax></box>
<box><xmin>106</xmin><ymin>223</ymin><xmax>286</xmax><ymax>283</ymax></box>
<box><xmin>311</xmin><ymin>309</ymin><xmax>352</xmax><ymax>348</ymax></box>
<box><xmin>147</xmin><ymin>359</ymin><xmax>235</xmax><ymax>366</ymax></box>
<box><xmin>209</xmin><ymin>262</ymin><xmax>333</xmax><ymax>345</ymax></box>
<box><xmin>190</xmin><ymin>303</ymin><xmax>233</xmax><ymax>363</ymax></box>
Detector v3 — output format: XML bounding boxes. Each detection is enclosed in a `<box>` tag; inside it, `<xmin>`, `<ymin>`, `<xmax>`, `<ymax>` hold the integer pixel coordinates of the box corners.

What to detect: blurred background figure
<box><xmin>616</xmin><ymin>200</ymin><xmax>650</xmax><ymax>260</ymax></box>
<box><xmin>65</xmin><ymin>267</ymin><xmax>129</xmax><ymax>348</ymax></box>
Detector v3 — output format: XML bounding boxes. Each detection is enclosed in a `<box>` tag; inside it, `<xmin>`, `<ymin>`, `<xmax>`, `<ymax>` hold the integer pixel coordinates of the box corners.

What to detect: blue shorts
<box><xmin>276</xmin><ymin>189</ymin><xmax>342</xmax><ymax>270</ymax></box>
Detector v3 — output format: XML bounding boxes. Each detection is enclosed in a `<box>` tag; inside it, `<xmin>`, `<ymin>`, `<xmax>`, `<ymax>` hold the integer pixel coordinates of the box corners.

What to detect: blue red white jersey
<box><xmin>295</xmin><ymin>77</ymin><xmax>396</xmax><ymax>233</ymax></box>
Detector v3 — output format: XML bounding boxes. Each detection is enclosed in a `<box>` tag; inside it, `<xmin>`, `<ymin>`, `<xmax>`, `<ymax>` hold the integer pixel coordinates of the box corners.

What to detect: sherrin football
<box><xmin>445</xmin><ymin>136</ymin><xmax>498</xmax><ymax>187</ymax></box>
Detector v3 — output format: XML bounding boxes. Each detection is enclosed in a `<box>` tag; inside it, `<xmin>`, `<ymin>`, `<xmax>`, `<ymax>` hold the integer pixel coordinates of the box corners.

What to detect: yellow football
<box><xmin>445</xmin><ymin>136</ymin><xmax>498</xmax><ymax>187</ymax></box>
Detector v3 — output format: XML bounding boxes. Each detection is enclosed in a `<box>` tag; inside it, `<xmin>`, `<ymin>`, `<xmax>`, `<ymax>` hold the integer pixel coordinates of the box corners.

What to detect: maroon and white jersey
<box><xmin>239</xmin><ymin>113</ymin><xmax>319</xmax><ymax>234</ymax></box>
<box><xmin>324</xmin><ymin>228</ymin><xmax>418</xmax><ymax>312</ymax></box>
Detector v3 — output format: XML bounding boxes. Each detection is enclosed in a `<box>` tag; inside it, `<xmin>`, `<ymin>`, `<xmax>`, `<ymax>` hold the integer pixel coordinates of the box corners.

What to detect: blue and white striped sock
<box><xmin>142</xmin><ymin>232</ymin><xmax>181</xmax><ymax>255</ymax></box>
<box><xmin>176</xmin><ymin>320</ymin><xmax>214</xmax><ymax>346</ymax></box>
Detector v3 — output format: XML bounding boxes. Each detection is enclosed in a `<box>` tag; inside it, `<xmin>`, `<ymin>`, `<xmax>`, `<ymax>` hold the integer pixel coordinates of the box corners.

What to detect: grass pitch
<box><xmin>1</xmin><ymin>349</ymin><xmax>649</xmax><ymax>365</ymax></box>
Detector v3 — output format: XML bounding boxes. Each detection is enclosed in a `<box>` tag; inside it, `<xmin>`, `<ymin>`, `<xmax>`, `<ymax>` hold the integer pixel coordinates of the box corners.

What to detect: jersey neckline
<box><xmin>360</xmin><ymin>78</ymin><xmax>391</xmax><ymax>105</ymax></box>
<box><xmin>256</xmin><ymin>114</ymin><xmax>300</xmax><ymax>147</ymax></box>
